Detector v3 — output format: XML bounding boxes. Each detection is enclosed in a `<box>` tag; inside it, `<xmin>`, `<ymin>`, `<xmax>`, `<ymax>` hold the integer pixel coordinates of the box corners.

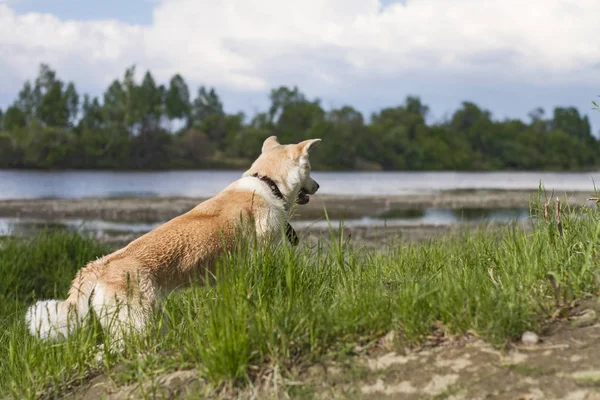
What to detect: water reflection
<box><xmin>0</xmin><ymin>218</ymin><xmax>159</xmax><ymax>237</ymax></box>
<box><xmin>374</xmin><ymin>207</ymin><xmax>529</xmax><ymax>224</ymax></box>
<box><xmin>450</xmin><ymin>208</ymin><xmax>529</xmax><ymax>221</ymax></box>
<box><xmin>375</xmin><ymin>209</ymin><xmax>427</xmax><ymax>219</ymax></box>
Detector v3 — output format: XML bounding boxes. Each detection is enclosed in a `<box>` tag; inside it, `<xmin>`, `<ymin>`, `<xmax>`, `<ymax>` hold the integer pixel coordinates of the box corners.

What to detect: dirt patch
<box><xmin>63</xmin><ymin>369</ymin><xmax>205</xmax><ymax>400</ymax></box>
<box><xmin>304</xmin><ymin>299</ymin><xmax>600</xmax><ymax>400</ymax></box>
<box><xmin>61</xmin><ymin>299</ymin><xmax>600</xmax><ymax>399</ymax></box>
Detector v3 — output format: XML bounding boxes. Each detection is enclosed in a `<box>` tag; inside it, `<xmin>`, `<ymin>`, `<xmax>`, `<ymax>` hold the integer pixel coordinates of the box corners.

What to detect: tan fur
<box><xmin>25</xmin><ymin>137</ymin><xmax>321</xmax><ymax>343</ymax></box>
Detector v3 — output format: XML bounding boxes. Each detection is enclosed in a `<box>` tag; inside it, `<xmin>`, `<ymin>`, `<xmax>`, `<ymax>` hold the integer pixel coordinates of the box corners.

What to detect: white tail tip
<box><xmin>26</xmin><ymin>300</ymin><xmax>73</xmax><ymax>341</ymax></box>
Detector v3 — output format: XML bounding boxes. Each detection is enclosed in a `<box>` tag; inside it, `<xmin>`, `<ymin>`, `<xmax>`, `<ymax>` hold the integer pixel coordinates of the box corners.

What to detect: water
<box><xmin>1</xmin><ymin>170</ymin><xmax>600</xmax><ymax>200</ymax></box>
<box><xmin>0</xmin><ymin>208</ymin><xmax>531</xmax><ymax>237</ymax></box>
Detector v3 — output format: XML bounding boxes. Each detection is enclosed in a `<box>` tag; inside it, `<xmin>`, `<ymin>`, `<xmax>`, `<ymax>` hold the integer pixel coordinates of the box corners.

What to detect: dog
<box><xmin>26</xmin><ymin>136</ymin><xmax>321</xmax><ymax>343</ymax></box>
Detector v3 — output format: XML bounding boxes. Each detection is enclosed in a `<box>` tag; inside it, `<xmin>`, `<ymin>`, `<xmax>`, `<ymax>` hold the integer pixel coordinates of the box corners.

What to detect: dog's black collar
<box><xmin>251</xmin><ymin>173</ymin><xmax>299</xmax><ymax>246</ymax></box>
<box><xmin>251</xmin><ymin>173</ymin><xmax>285</xmax><ymax>202</ymax></box>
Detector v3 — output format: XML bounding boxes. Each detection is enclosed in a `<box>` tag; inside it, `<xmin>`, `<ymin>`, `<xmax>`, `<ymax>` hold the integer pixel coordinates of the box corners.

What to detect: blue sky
<box><xmin>1</xmin><ymin>0</ymin><xmax>599</xmax><ymax>132</ymax></box>
<box><xmin>7</xmin><ymin>0</ymin><xmax>406</xmax><ymax>25</ymax></box>
<box><xmin>10</xmin><ymin>0</ymin><xmax>155</xmax><ymax>24</ymax></box>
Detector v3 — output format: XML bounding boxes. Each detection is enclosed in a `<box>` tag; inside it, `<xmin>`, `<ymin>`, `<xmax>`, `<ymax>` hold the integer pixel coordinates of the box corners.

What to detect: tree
<box><xmin>103</xmin><ymin>80</ymin><xmax>127</xmax><ymax>129</ymax></box>
<box><xmin>314</xmin><ymin>106</ymin><xmax>365</xmax><ymax>169</ymax></box>
<box><xmin>405</xmin><ymin>96</ymin><xmax>429</xmax><ymax>119</ymax></box>
<box><xmin>127</xmin><ymin>71</ymin><xmax>170</xmax><ymax>169</ymax></box>
<box><xmin>15</xmin><ymin>81</ymin><xmax>37</xmax><ymax>123</ymax></box>
<box><xmin>137</xmin><ymin>71</ymin><xmax>163</xmax><ymax>134</ymax></box>
<box><xmin>227</xmin><ymin>126</ymin><xmax>270</xmax><ymax>160</ymax></box>
<box><xmin>2</xmin><ymin>106</ymin><xmax>26</xmax><ymax>131</ymax></box>
<box><xmin>21</xmin><ymin>123</ymin><xmax>76</xmax><ymax>168</ymax></box>
<box><xmin>2</xmin><ymin>62</ymin><xmax>600</xmax><ymax>171</ymax></box>
<box><xmin>165</xmin><ymin>74</ymin><xmax>191</xmax><ymax>123</ymax></box>
<box><xmin>0</xmin><ymin>132</ymin><xmax>23</xmax><ymax>168</ymax></box>
<box><xmin>450</xmin><ymin>102</ymin><xmax>492</xmax><ymax>133</ymax></box>
<box><xmin>169</xmin><ymin>128</ymin><xmax>212</xmax><ymax>167</ymax></box>
<box><xmin>552</xmin><ymin>107</ymin><xmax>591</xmax><ymax>139</ymax></box>
<box><xmin>64</xmin><ymin>82</ymin><xmax>79</xmax><ymax>128</ymax></box>
<box><xmin>34</xmin><ymin>64</ymin><xmax>71</xmax><ymax>128</ymax></box>
<box><xmin>268</xmin><ymin>86</ymin><xmax>306</xmax><ymax>122</ymax></box>
<box><xmin>528</xmin><ymin>107</ymin><xmax>550</xmax><ymax>135</ymax></box>
<box><xmin>266</xmin><ymin>86</ymin><xmax>325</xmax><ymax>144</ymax></box>
<box><xmin>80</xmin><ymin>95</ymin><xmax>104</xmax><ymax>131</ymax></box>
<box><xmin>191</xmin><ymin>86</ymin><xmax>224</xmax><ymax>126</ymax></box>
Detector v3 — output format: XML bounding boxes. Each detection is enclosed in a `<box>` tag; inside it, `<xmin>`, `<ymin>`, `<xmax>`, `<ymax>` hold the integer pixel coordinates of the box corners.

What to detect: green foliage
<box><xmin>0</xmin><ymin>132</ymin><xmax>22</xmax><ymax>167</ymax></box>
<box><xmin>1</xmin><ymin>200</ymin><xmax>600</xmax><ymax>396</ymax></box>
<box><xmin>2</xmin><ymin>106</ymin><xmax>26</xmax><ymax>131</ymax></box>
<box><xmin>164</xmin><ymin>74</ymin><xmax>191</xmax><ymax>121</ymax></box>
<box><xmin>0</xmin><ymin>231</ymin><xmax>108</xmax><ymax>321</ymax></box>
<box><xmin>0</xmin><ymin>63</ymin><xmax>599</xmax><ymax>171</ymax></box>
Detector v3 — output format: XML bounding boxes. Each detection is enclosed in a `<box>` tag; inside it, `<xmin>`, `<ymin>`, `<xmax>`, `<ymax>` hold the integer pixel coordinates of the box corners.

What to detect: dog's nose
<box><xmin>315</xmin><ymin>182</ymin><xmax>320</xmax><ymax>190</ymax></box>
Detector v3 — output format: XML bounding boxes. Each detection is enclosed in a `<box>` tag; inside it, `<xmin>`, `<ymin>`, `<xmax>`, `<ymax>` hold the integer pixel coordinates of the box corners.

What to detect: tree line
<box><xmin>0</xmin><ymin>64</ymin><xmax>597</xmax><ymax>171</ymax></box>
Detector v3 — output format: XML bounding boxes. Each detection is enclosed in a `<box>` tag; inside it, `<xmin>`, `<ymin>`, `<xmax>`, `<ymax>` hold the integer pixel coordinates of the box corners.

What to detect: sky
<box><xmin>1</xmin><ymin>0</ymin><xmax>599</xmax><ymax>131</ymax></box>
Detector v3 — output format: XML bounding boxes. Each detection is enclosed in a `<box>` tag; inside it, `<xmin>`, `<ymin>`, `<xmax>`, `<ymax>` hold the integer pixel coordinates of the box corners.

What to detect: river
<box><xmin>1</xmin><ymin>170</ymin><xmax>599</xmax><ymax>200</ymax></box>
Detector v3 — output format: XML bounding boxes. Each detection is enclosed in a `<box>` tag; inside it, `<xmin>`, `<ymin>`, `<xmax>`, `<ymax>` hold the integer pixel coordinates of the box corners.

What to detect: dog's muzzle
<box><xmin>297</xmin><ymin>189</ymin><xmax>310</xmax><ymax>205</ymax></box>
<box><xmin>297</xmin><ymin>181</ymin><xmax>319</xmax><ymax>205</ymax></box>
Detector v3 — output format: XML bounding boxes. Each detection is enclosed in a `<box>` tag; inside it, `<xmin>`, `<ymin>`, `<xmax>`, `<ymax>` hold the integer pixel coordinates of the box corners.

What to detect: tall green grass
<box><xmin>1</xmin><ymin>199</ymin><xmax>599</xmax><ymax>398</ymax></box>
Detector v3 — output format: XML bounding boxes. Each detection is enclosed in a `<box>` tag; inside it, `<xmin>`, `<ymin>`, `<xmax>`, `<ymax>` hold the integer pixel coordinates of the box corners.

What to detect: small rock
<box><xmin>521</xmin><ymin>331</ymin><xmax>539</xmax><ymax>345</ymax></box>
<box><xmin>381</xmin><ymin>331</ymin><xmax>395</xmax><ymax>349</ymax></box>
<box><xmin>571</xmin><ymin>309</ymin><xmax>597</xmax><ymax>327</ymax></box>
<box><xmin>570</xmin><ymin>355</ymin><xmax>584</xmax><ymax>363</ymax></box>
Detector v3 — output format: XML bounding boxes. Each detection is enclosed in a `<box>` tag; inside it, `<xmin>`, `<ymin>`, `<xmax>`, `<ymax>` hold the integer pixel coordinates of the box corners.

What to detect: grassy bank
<box><xmin>1</xmin><ymin>198</ymin><xmax>599</xmax><ymax>398</ymax></box>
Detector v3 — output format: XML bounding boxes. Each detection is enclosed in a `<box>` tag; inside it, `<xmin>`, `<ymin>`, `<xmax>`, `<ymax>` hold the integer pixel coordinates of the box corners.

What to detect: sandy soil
<box><xmin>66</xmin><ymin>298</ymin><xmax>600</xmax><ymax>399</ymax></box>
<box><xmin>0</xmin><ymin>190</ymin><xmax>594</xmax><ymax>223</ymax></box>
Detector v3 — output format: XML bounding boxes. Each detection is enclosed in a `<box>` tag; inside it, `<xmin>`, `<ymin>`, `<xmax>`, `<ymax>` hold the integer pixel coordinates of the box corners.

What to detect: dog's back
<box><xmin>26</xmin><ymin>136</ymin><xmax>321</xmax><ymax>345</ymax></box>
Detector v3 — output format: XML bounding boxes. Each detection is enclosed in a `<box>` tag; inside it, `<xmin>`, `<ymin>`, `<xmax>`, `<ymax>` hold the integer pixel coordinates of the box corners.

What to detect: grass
<box><xmin>1</xmin><ymin>196</ymin><xmax>600</xmax><ymax>398</ymax></box>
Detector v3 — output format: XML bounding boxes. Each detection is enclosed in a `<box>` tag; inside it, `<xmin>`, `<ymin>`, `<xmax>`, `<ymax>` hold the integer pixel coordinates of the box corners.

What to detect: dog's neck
<box><xmin>250</xmin><ymin>173</ymin><xmax>299</xmax><ymax>246</ymax></box>
<box><xmin>251</xmin><ymin>173</ymin><xmax>286</xmax><ymax>205</ymax></box>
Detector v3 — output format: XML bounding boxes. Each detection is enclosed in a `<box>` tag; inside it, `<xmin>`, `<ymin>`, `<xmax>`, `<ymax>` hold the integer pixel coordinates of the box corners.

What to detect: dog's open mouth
<box><xmin>297</xmin><ymin>189</ymin><xmax>310</xmax><ymax>205</ymax></box>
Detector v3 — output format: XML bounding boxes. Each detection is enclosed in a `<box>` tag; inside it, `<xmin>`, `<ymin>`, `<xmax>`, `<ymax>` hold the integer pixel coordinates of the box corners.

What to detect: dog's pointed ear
<box><xmin>262</xmin><ymin>136</ymin><xmax>280</xmax><ymax>153</ymax></box>
<box><xmin>298</xmin><ymin>139</ymin><xmax>321</xmax><ymax>156</ymax></box>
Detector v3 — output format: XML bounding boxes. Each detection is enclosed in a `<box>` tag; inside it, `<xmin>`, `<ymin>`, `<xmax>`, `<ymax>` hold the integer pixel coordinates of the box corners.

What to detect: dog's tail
<box><xmin>26</xmin><ymin>266</ymin><xmax>98</xmax><ymax>341</ymax></box>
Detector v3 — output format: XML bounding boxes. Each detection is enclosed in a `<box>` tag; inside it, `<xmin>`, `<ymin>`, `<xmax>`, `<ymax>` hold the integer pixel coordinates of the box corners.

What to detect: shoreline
<box><xmin>90</xmin><ymin>221</ymin><xmax>532</xmax><ymax>249</ymax></box>
<box><xmin>1</xmin><ymin>189</ymin><xmax>591</xmax><ymax>247</ymax></box>
<box><xmin>0</xmin><ymin>189</ymin><xmax>594</xmax><ymax>223</ymax></box>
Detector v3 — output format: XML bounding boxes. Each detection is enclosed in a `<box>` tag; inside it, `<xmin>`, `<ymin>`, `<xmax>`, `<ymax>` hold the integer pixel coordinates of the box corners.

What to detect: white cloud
<box><xmin>0</xmin><ymin>4</ymin><xmax>143</xmax><ymax>95</ymax></box>
<box><xmin>0</xmin><ymin>0</ymin><xmax>599</xmax><ymax>105</ymax></box>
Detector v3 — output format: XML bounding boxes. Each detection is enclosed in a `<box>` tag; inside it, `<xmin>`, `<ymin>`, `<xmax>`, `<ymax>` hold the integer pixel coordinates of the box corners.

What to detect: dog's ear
<box><xmin>262</xmin><ymin>136</ymin><xmax>280</xmax><ymax>153</ymax></box>
<box><xmin>298</xmin><ymin>139</ymin><xmax>321</xmax><ymax>156</ymax></box>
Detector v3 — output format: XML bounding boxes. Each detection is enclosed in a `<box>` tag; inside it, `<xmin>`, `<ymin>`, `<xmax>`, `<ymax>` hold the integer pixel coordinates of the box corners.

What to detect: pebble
<box><xmin>521</xmin><ymin>331</ymin><xmax>539</xmax><ymax>345</ymax></box>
